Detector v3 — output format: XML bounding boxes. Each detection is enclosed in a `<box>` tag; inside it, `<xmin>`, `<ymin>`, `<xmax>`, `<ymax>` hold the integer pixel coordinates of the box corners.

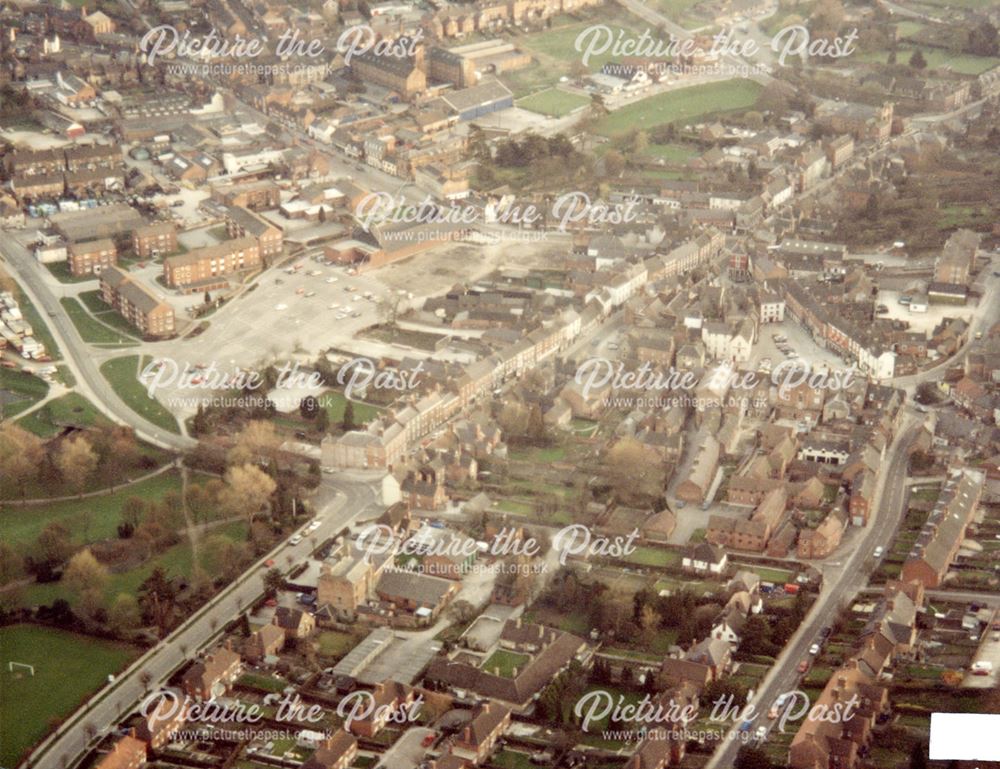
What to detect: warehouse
<box><xmin>440</xmin><ymin>78</ymin><xmax>514</xmax><ymax>121</ymax></box>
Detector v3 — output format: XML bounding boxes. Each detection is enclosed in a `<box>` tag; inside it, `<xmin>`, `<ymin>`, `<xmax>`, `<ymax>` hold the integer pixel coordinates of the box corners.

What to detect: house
<box><xmin>133</xmin><ymin>691</ymin><xmax>186</xmax><ymax>748</ymax></box>
<box><xmin>849</xmin><ymin>471</ymin><xmax>876</xmax><ymax>526</ymax></box>
<box><xmin>681</xmin><ymin>543</ymin><xmax>728</xmax><ymax>574</ymax></box>
<box><xmin>243</xmin><ymin>623</ymin><xmax>285</xmax><ymax>662</ymax></box>
<box><xmin>676</xmin><ymin>435</ymin><xmax>720</xmax><ymax>504</ymax></box>
<box><xmin>181</xmin><ymin>644</ymin><xmax>242</xmax><ymax>700</ymax></box>
<box><xmin>94</xmin><ymin>731</ymin><xmax>146</xmax><ymax>769</ymax></box>
<box><xmin>901</xmin><ymin>468</ymin><xmax>984</xmax><ymax>588</ymax></box>
<box><xmin>401</xmin><ymin>467</ymin><xmax>447</xmax><ymax>510</ymax></box>
<box><xmin>347</xmin><ymin>681</ymin><xmax>416</xmax><ymax>738</ymax></box>
<box><xmin>273</xmin><ymin>606</ymin><xmax>316</xmax><ymax>639</ymax></box>
<box><xmin>659</xmin><ymin>637</ymin><xmax>731</xmax><ymax>688</ymax></box>
<box><xmin>375</xmin><ymin>568</ymin><xmax>459</xmax><ymax>620</ymax></box>
<box><xmin>317</xmin><ymin>556</ymin><xmax>379</xmax><ymax>620</ymax></box>
<box><xmin>797</xmin><ymin>509</ymin><xmax>847</xmax><ymax>558</ymax></box>
<box><xmin>711</xmin><ymin>607</ymin><xmax>746</xmax><ymax>647</ymax></box>
<box><xmin>301</xmin><ymin>731</ymin><xmax>358</xmax><ymax>769</ymax></box>
<box><xmin>452</xmin><ymin>702</ymin><xmax>511</xmax><ymax>764</ymax></box>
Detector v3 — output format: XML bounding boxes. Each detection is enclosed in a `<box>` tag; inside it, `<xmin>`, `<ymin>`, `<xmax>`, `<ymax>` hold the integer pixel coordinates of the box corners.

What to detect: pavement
<box><xmin>21</xmin><ymin>473</ymin><xmax>380</xmax><ymax>769</ymax></box>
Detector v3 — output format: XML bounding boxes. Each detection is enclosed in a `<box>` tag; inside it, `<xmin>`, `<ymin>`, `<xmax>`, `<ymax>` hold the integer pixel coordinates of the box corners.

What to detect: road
<box><xmin>0</xmin><ymin>235</ymin><xmax>196</xmax><ymax>452</ymax></box>
<box><xmin>705</xmin><ymin>408</ymin><xmax>922</xmax><ymax>769</ymax></box>
<box><xmin>21</xmin><ymin>473</ymin><xmax>380</xmax><ymax>769</ymax></box>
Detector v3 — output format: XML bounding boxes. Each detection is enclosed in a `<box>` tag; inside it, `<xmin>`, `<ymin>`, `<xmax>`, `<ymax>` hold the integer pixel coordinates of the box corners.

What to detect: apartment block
<box><xmin>163</xmin><ymin>237</ymin><xmax>261</xmax><ymax>292</ymax></box>
<box><xmin>132</xmin><ymin>221</ymin><xmax>178</xmax><ymax>259</ymax></box>
<box><xmin>100</xmin><ymin>266</ymin><xmax>175</xmax><ymax>337</ymax></box>
<box><xmin>68</xmin><ymin>238</ymin><xmax>117</xmax><ymax>276</ymax></box>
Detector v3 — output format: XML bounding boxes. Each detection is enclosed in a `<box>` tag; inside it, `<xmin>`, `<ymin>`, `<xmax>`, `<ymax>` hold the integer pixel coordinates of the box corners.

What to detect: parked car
<box><xmin>809</xmin><ymin>643</ymin><xmax>821</xmax><ymax>655</ymax></box>
<box><xmin>873</xmin><ymin>546</ymin><xmax>884</xmax><ymax>558</ymax></box>
<box><xmin>797</xmin><ymin>659</ymin><xmax>809</xmax><ymax>673</ymax></box>
<box><xmin>289</xmin><ymin>534</ymin><xmax>303</xmax><ymax>545</ymax></box>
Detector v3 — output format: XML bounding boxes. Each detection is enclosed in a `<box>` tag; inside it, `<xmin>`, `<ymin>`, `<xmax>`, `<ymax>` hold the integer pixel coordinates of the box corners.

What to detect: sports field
<box><xmin>0</xmin><ymin>624</ymin><xmax>140</xmax><ymax>767</ymax></box>
<box><xmin>593</xmin><ymin>79</ymin><xmax>763</xmax><ymax>136</ymax></box>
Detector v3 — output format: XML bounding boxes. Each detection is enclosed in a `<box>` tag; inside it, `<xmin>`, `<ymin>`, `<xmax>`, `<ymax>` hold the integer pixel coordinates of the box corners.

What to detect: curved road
<box><xmin>21</xmin><ymin>473</ymin><xmax>380</xmax><ymax>769</ymax></box>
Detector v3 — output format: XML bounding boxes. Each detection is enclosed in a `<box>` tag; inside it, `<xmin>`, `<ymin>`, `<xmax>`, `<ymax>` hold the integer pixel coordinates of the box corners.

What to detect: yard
<box><xmin>0</xmin><ymin>624</ymin><xmax>140</xmax><ymax>767</ymax></box>
<box><xmin>623</xmin><ymin>546</ymin><xmax>682</xmax><ymax>568</ymax></box>
<box><xmin>316</xmin><ymin>630</ymin><xmax>359</xmax><ymax>660</ymax></box>
<box><xmin>483</xmin><ymin>649</ymin><xmax>531</xmax><ymax>678</ymax></box>
<box><xmin>320</xmin><ymin>390</ymin><xmax>380</xmax><ymax>426</ymax></box>
<box><xmin>593</xmin><ymin>79</ymin><xmax>764</xmax><ymax>137</ymax></box>
<box><xmin>516</xmin><ymin>88</ymin><xmax>590</xmax><ymax>117</ymax></box>
<box><xmin>100</xmin><ymin>355</ymin><xmax>180</xmax><ymax>433</ymax></box>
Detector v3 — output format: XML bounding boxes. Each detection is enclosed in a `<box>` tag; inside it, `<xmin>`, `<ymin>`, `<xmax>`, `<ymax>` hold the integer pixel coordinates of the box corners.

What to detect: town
<box><xmin>1</xmin><ymin>0</ymin><xmax>1000</xmax><ymax>768</ymax></box>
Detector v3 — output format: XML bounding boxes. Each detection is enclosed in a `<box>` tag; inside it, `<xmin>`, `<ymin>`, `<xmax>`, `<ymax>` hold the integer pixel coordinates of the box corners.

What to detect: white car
<box><xmin>809</xmin><ymin>643</ymin><xmax>821</xmax><ymax>655</ymax></box>
<box><xmin>328</xmin><ymin>303</ymin><xmax>340</xmax><ymax>310</ymax></box>
<box><xmin>873</xmin><ymin>546</ymin><xmax>884</xmax><ymax>558</ymax></box>
<box><xmin>326</xmin><ymin>277</ymin><xmax>338</xmax><ymax>283</ymax></box>
<box><xmin>274</xmin><ymin>303</ymin><xmax>288</xmax><ymax>310</ymax></box>
<box><xmin>755</xmin><ymin>726</ymin><xmax>767</xmax><ymax>742</ymax></box>
<box><xmin>289</xmin><ymin>534</ymin><xmax>303</xmax><ymax>545</ymax></box>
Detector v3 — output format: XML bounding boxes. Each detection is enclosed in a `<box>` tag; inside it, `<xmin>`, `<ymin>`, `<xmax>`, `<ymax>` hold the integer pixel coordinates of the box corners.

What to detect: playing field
<box><xmin>516</xmin><ymin>88</ymin><xmax>590</xmax><ymax>116</ymax></box>
<box><xmin>0</xmin><ymin>624</ymin><xmax>140</xmax><ymax>767</ymax></box>
<box><xmin>593</xmin><ymin>79</ymin><xmax>763</xmax><ymax>136</ymax></box>
<box><xmin>858</xmin><ymin>46</ymin><xmax>999</xmax><ymax>75</ymax></box>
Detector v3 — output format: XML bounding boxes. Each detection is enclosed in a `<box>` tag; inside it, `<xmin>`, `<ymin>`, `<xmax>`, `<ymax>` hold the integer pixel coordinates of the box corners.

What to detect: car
<box><xmin>305</xmin><ymin>291</ymin><xmax>317</xmax><ymax>297</ymax></box>
<box><xmin>296</xmin><ymin>287</ymin><xmax>305</xmax><ymax>295</ymax></box>
<box><xmin>289</xmin><ymin>534</ymin><xmax>303</xmax><ymax>545</ymax></box>
<box><xmin>351</xmin><ymin>311</ymin><xmax>361</xmax><ymax>318</ymax></box>
<box><xmin>326</xmin><ymin>277</ymin><xmax>338</xmax><ymax>283</ymax></box>
<box><xmin>873</xmin><ymin>546</ymin><xmax>884</xmax><ymax>558</ymax></box>
<box><xmin>343</xmin><ymin>286</ymin><xmax>353</xmax><ymax>292</ymax></box>
<box><xmin>275</xmin><ymin>278</ymin><xmax>284</xmax><ymax>285</ymax></box>
<box><xmin>755</xmin><ymin>726</ymin><xmax>767</xmax><ymax>742</ymax></box>
<box><xmin>975</xmin><ymin>331</ymin><xmax>983</xmax><ymax>340</ymax></box>
<box><xmin>675</xmin><ymin>500</ymin><xmax>686</xmax><ymax>509</ymax></box>
<box><xmin>768</xmin><ymin>704</ymin><xmax>779</xmax><ymax>719</ymax></box>
<box><xmin>809</xmin><ymin>643</ymin><xmax>821</xmax><ymax>655</ymax></box>
<box><xmin>328</xmin><ymin>303</ymin><xmax>340</xmax><ymax>310</ymax></box>
<box><xmin>993</xmin><ymin>271</ymin><xmax>1000</xmax><ymax>277</ymax></box>
<box><xmin>797</xmin><ymin>659</ymin><xmax>809</xmax><ymax>673</ymax></box>
<box><xmin>264</xmin><ymin>598</ymin><xmax>278</xmax><ymax>607</ymax></box>
<box><xmin>309</xmin><ymin>270</ymin><xmax>322</xmax><ymax>276</ymax></box>
<box><xmin>821</xmin><ymin>626</ymin><xmax>832</xmax><ymax>638</ymax></box>
<box><xmin>421</xmin><ymin>732</ymin><xmax>436</xmax><ymax>748</ymax></box>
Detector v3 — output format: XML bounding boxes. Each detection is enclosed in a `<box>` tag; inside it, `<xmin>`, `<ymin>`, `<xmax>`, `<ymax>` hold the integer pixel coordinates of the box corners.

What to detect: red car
<box><xmin>265</xmin><ymin>559</ymin><xmax>275</xmax><ymax>567</ymax></box>
<box><xmin>421</xmin><ymin>733</ymin><xmax>436</xmax><ymax>747</ymax></box>
<box><xmin>264</xmin><ymin>598</ymin><xmax>278</xmax><ymax>607</ymax></box>
<box><xmin>797</xmin><ymin>659</ymin><xmax>809</xmax><ymax>674</ymax></box>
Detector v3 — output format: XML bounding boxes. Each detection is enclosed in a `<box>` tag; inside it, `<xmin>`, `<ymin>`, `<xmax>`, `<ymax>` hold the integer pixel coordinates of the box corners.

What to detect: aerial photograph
<box><xmin>0</xmin><ymin>0</ymin><xmax>999</xmax><ymax>767</ymax></box>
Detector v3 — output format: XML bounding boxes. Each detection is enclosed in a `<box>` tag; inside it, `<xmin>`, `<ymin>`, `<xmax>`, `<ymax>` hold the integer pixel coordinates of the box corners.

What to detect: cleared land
<box><xmin>0</xmin><ymin>624</ymin><xmax>140</xmax><ymax>767</ymax></box>
<box><xmin>593</xmin><ymin>79</ymin><xmax>763</xmax><ymax>136</ymax></box>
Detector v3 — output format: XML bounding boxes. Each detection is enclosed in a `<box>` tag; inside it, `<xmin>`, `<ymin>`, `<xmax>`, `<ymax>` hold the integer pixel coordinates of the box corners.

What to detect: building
<box><xmin>94</xmin><ymin>732</ymin><xmax>147</xmax><ymax>769</ymax></box>
<box><xmin>301</xmin><ymin>731</ymin><xmax>357</xmax><ymax>769</ymax></box>
<box><xmin>181</xmin><ymin>644</ymin><xmax>242</xmax><ymax>700</ymax></box>
<box><xmin>351</xmin><ymin>41</ymin><xmax>427</xmax><ymax>97</ymax></box>
<box><xmin>676</xmin><ymin>435</ymin><xmax>720</xmax><ymax>503</ymax></box>
<box><xmin>273</xmin><ymin>606</ymin><xmax>316</xmax><ymax>639</ymax></box>
<box><xmin>133</xmin><ymin>691</ymin><xmax>186</xmax><ymax>748</ymax></box>
<box><xmin>440</xmin><ymin>78</ymin><xmax>514</xmax><ymax>121</ymax></box>
<box><xmin>347</xmin><ymin>681</ymin><xmax>416</xmax><ymax>738</ymax></box>
<box><xmin>224</xmin><ymin>206</ymin><xmax>283</xmax><ymax>258</ymax></box>
<box><xmin>682</xmin><ymin>543</ymin><xmax>728</xmax><ymax>574</ymax></box>
<box><xmin>797</xmin><ymin>509</ymin><xmax>847</xmax><ymax>559</ymax></box>
<box><xmin>99</xmin><ymin>266</ymin><xmax>175</xmax><ymax>338</ymax></box>
<box><xmin>901</xmin><ymin>468</ymin><xmax>984</xmax><ymax>588</ymax></box>
<box><xmin>68</xmin><ymin>238</ymin><xmax>117</xmax><ymax>276</ymax></box>
<box><xmin>132</xmin><ymin>222</ymin><xmax>178</xmax><ymax>259</ymax></box>
<box><xmin>452</xmin><ymin>702</ymin><xmax>511</xmax><ymax>764</ymax></box>
<box><xmin>243</xmin><ymin>623</ymin><xmax>285</xmax><ymax>662</ymax></box>
<box><xmin>164</xmin><ymin>237</ymin><xmax>261</xmax><ymax>291</ymax></box>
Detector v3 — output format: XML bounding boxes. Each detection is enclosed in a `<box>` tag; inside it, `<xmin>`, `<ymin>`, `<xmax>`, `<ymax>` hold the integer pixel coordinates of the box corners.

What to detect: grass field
<box><xmin>857</xmin><ymin>46</ymin><xmax>999</xmax><ymax>75</ymax></box>
<box><xmin>78</xmin><ymin>290</ymin><xmax>143</xmax><ymax>339</ymax></box>
<box><xmin>0</xmin><ymin>368</ymin><xmax>49</xmax><ymax>418</ymax></box>
<box><xmin>0</xmin><ymin>470</ymin><xmax>183</xmax><ymax>546</ymax></box>
<box><xmin>0</xmin><ymin>624</ymin><xmax>140</xmax><ymax>767</ymax></box>
<box><xmin>100</xmin><ymin>355</ymin><xmax>180</xmax><ymax>433</ymax></box>
<box><xmin>483</xmin><ymin>649</ymin><xmax>531</xmax><ymax>677</ymax></box>
<box><xmin>322</xmin><ymin>390</ymin><xmax>380</xmax><ymax>426</ymax></box>
<box><xmin>516</xmin><ymin>88</ymin><xmax>589</xmax><ymax>116</ymax></box>
<box><xmin>59</xmin><ymin>298</ymin><xmax>139</xmax><ymax>347</ymax></box>
<box><xmin>594</xmin><ymin>79</ymin><xmax>763</xmax><ymax>136</ymax></box>
<box><xmin>624</xmin><ymin>546</ymin><xmax>682</xmax><ymax>568</ymax></box>
<box><xmin>640</xmin><ymin>142</ymin><xmax>700</xmax><ymax>163</ymax></box>
<box><xmin>16</xmin><ymin>392</ymin><xmax>111</xmax><ymax>438</ymax></box>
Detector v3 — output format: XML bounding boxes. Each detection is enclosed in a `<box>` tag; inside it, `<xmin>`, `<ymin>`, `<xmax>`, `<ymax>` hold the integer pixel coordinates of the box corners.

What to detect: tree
<box><xmin>35</xmin><ymin>523</ymin><xmax>74</xmax><ymax>569</ymax></box>
<box><xmin>0</xmin><ymin>542</ymin><xmax>25</xmax><ymax>584</ymax></box>
<box><xmin>604</xmin><ymin>438</ymin><xmax>664</xmax><ymax>506</ymax></box>
<box><xmin>631</xmin><ymin>130</ymin><xmax>649</xmax><ymax>154</ymax></box>
<box><xmin>342</xmin><ymin>400</ymin><xmax>356</xmax><ymax>431</ymax></box>
<box><xmin>108</xmin><ymin>593</ymin><xmax>141</xmax><ymax>636</ymax></box>
<box><xmin>263</xmin><ymin>567</ymin><xmax>284</xmax><ymax>596</ymax></box>
<box><xmin>603</xmin><ymin>150</ymin><xmax>625</xmax><ymax>178</ymax></box>
<box><xmin>201</xmin><ymin>534</ymin><xmax>247</xmax><ymax>581</ymax></box>
<box><xmin>222</xmin><ymin>463</ymin><xmax>277</xmax><ymax>522</ymax></box>
<box><xmin>0</xmin><ymin>423</ymin><xmax>45</xmax><ymax>496</ymax></box>
<box><xmin>204</xmin><ymin>290</ymin><xmax>212</xmax><ymax>305</ymax></box>
<box><xmin>227</xmin><ymin>420</ymin><xmax>281</xmax><ymax>467</ymax></box>
<box><xmin>589</xmin><ymin>92</ymin><xmax>609</xmax><ymax>118</ymax></box>
<box><xmin>967</xmin><ymin>21</ymin><xmax>998</xmax><ymax>57</ymax></box>
<box><xmin>299</xmin><ymin>395</ymin><xmax>320</xmax><ymax>420</ymax></box>
<box><xmin>909</xmin><ymin>49</ymin><xmax>927</xmax><ymax>69</ymax></box>
<box><xmin>56</xmin><ymin>435</ymin><xmax>98</xmax><ymax>495</ymax></box>
<box><xmin>139</xmin><ymin>567</ymin><xmax>176</xmax><ymax>637</ymax></box>
<box><xmin>64</xmin><ymin>549</ymin><xmax>109</xmax><ymax>596</ymax></box>
<box><xmin>909</xmin><ymin>741</ymin><xmax>929</xmax><ymax>769</ymax></box>
<box><xmin>526</xmin><ymin>404</ymin><xmax>548</xmax><ymax>446</ymax></box>
<box><xmin>316</xmin><ymin>408</ymin><xmax>330</xmax><ymax>433</ymax></box>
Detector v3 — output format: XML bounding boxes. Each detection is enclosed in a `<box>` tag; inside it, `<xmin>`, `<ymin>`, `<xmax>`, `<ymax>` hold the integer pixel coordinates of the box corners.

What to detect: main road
<box><xmin>20</xmin><ymin>473</ymin><xmax>381</xmax><ymax>769</ymax></box>
<box><xmin>705</xmin><ymin>407</ymin><xmax>922</xmax><ymax>769</ymax></box>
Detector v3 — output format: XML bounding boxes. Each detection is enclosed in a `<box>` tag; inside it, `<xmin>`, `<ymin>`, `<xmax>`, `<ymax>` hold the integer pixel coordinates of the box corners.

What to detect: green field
<box><xmin>100</xmin><ymin>355</ymin><xmax>180</xmax><ymax>433</ymax></box>
<box><xmin>322</xmin><ymin>390</ymin><xmax>380</xmax><ymax>426</ymax></box>
<box><xmin>594</xmin><ymin>79</ymin><xmax>763</xmax><ymax>136</ymax></box>
<box><xmin>0</xmin><ymin>368</ymin><xmax>49</xmax><ymax>418</ymax></box>
<box><xmin>517</xmin><ymin>88</ymin><xmax>590</xmax><ymax>116</ymax></box>
<box><xmin>0</xmin><ymin>470</ymin><xmax>182</xmax><ymax>546</ymax></box>
<box><xmin>16</xmin><ymin>392</ymin><xmax>111</xmax><ymax>438</ymax></box>
<box><xmin>858</xmin><ymin>46</ymin><xmax>999</xmax><ymax>75</ymax></box>
<box><xmin>59</xmin><ymin>298</ymin><xmax>139</xmax><ymax>347</ymax></box>
<box><xmin>0</xmin><ymin>624</ymin><xmax>140</xmax><ymax>767</ymax></box>
<box><xmin>641</xmin><ymin>142</ymin><xmax>700</xmax><ymax>163</ymax></box>
<box><xmin>483</xmin><ymin>649</ymin><xmax>531</xmax><ymax>678</ymax></box>
<box><xmin>624</xmin><ymin>546</ymin><xmax>682</xmax><ymax>568</ymax></box>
